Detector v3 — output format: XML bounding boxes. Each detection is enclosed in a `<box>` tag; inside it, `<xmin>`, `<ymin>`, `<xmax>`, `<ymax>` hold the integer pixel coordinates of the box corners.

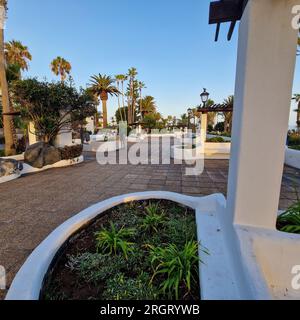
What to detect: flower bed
<box><xmin>41</xmin><ymin>200</ymin><xmax>202</xmax><ymax>300</ymax></box>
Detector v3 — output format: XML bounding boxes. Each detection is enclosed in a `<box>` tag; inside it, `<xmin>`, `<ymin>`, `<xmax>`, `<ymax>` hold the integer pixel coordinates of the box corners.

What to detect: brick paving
<box><xmin>0</xmin><ymin>145</ymin><xmax>299</xmax><ymax>299</ymax></box>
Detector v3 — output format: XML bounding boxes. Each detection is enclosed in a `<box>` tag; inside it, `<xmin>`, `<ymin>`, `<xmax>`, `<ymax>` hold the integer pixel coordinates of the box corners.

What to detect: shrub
<box><xmin>289</xmin><ymin>145</ymin><xmax>300</xmax><ymax>151</ymax></box>
<box><xmin>66</xmin><ymin>250</ymin><xmax>148</xmax><ymax>283</ymax></box>
<box><xmin>288</xmin><ymin>133</ymin><xmax>300</xmax><ymax>146</ymax></box>
<box><xmin>0</xmin><ymin>150</ymin><xmax>5</xmax><ymax>157</ymax></box>
<box><xmin>277</xmin><ymin>201</ymin><xmax>300</xmax><ymax>234</ymax></box>
<box><xmin>207</xmin><ymin>124</ymin><xmax>214</xmax><ymax>132</ymax></box>
<box><xmin>214</xmin><ymin>122</ymin><xmax>224</xmax><ymax>132</ymax></box>
<box><xmin>95</xmin><ymin>222</ymin><xmax>136</xmax><ymax>259</ymax></box>
<box><xmin>102</xmin><ymin>273</ymin><xmax>159</xmax><ymax>300</ymax></box>
<box><xmin>141</xmin><ymin>203</ymin><xmax>168</xmax><ymax>233</ymax></box>
<box><xmin>166</xmin><ymin>215</ymin><xmax>197</xmax><ymax>248</ymax></box>
<box><xmin>149</xmin><ymin>241</ymin><xmax>201</xmax><ymax>299</ymax></box>
<box><xmin>206</xmin><ymin>137</ymin><xmax>225</xmax><ymax>143</ymax></box>
<box><xmin>59</xmin><ymin>144</ymin><xmax>83</xmax><ymax>160</ymax></box>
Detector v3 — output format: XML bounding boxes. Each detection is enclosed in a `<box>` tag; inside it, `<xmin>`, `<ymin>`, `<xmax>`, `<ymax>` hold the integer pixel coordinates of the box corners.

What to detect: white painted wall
<box><xmin>28</xmin><ymin>122</ymin><xmax>38</xmax><ymax>145</ymax></box>
<box><xmin>227</xmin><ymin>0</ymin><xmax>298</xmax><ymax>229</ymax></box>
<box><xmin>285</xmin><ymin>147</ymin><xmax>300</xmax><ymax>169</ymax></box>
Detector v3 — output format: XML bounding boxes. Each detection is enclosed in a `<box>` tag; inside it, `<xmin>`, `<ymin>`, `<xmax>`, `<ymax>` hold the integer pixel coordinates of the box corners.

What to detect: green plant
<box><xmin>149</xmin><ymin>241</ymin><xmax>203</xmax><ymax>299</ymax></box>
<box><xmin>141</xmin><ymin>204</ymin><xmax>168</xmax><ymax>233</ymax></box>
<box><xmin>288</xmin><ymin>133</ymin><xmax>300</xmax><ymax>146</ymax></box>
<box><xmin>95</xmin><ymin>222</ymin><xmax>135</xmax><ymax>259</ymax></box>
<box><xmin>166</xmin><ymin>216</ymin><xmax>197</xmax><ymax>248</ymax></box>
<box><xmin>102</xmin><ymin>272</ymin><xmax>159</xmax><ymax>300</ymax></box>
<box><xmin>206</xmin><ymin>136</ymin><xmax>225</xmax><ymax>143</ymax></box>
<box><xmin>277</xmin><ymin>201</ymin><xmax>300</xmax><ymax>234</ymax></box>
<box><xmin>289</xmin><ymin>145</ymin><xmax>300</xmax><ymax>150</ymax></box>
<box><xmin>66</xmin><ymin>251</ymin><xmax>147</xmax><ymax>283</ymax></box>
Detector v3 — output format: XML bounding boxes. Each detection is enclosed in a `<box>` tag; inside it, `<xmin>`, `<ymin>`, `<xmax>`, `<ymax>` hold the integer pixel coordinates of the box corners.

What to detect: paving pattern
<box><xmin>0</xmin><ymin>145</ymin><xmax>299</xmax><ymax>299</ymax></box>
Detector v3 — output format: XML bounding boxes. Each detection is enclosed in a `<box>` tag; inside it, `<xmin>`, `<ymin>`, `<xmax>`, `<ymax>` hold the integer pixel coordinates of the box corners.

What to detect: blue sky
<box><xmin>5</xmin><ymin>0</ymin><xmax>299</xmax><ymax>126</ymax></box>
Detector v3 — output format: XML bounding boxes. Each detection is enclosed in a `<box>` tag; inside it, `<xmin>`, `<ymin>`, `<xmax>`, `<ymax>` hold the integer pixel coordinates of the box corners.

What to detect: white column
<box><xmin>28</xmin><ymin>122</ymin><xmax>38</xmax><ymax>145</ymax></box>
<box><xmin>200</xmin><ymin>113</ymin><xmax>207</xmax><ymax>146</ymax></box>
<box><xmin>227</xmin><ymin>0</ymin><xmax>298</xmax><ymax>228</ymax></box>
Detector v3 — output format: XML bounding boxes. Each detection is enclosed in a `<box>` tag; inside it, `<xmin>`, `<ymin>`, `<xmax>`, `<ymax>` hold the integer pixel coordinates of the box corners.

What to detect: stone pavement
<box><xmin>0</xmin><ymin>149</ymin><xmax>299</xmax><ymax>299</ymax></box>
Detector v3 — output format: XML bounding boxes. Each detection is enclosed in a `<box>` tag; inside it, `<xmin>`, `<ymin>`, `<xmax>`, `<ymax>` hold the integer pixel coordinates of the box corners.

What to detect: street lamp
<box><xmin>200</xmin><ymin>88</ymin><xmax>210</xmax><ymax>107</ymax></box>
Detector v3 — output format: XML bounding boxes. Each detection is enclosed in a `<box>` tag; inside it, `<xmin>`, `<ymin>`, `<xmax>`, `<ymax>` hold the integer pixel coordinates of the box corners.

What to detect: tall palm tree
<box><xmin>0</xmin><ymin>0</ymin><xmax>16</xmax><ymax>155</ymax></box>
<box><xmin>127</xmin><ymin>67</ymin><xmax>138</xmax><ymax>125</ymax></box>
<box><xmin>138</xmin><ymin>81</ymin><xmax>146</xmax><ymax>119</ymax></box>
<box><xmin>117</xmin><ymin>74</ymin><xmax>128</xmax><ymax>121</ymax></box>
<box><xmin>292</xmin><ymin>94</ymin><xmax>300</xmax><ymax>132</ymax></box>
<box><xmin>115</xmin><ymin>74</ymin><xmax>125</xmax><ymax>122</ymax></box>
<box><xmin>222</xmin><ymin>95</ymin><xmax>234</xmax><ymax>133</ymax></box>
<box><xmin>5</xmin><ymin>40</ymin><xmax>32</xmax><ymax>73</ymax></box>
<box><xmin>89</xmin><ymin>74</ymin><xmax>120</xmax><ymax>128</ymax></box>
<box><xmin>50</xmin><ymin>56</ymin><xmax>71</xmax><ymax>82</ymax></box>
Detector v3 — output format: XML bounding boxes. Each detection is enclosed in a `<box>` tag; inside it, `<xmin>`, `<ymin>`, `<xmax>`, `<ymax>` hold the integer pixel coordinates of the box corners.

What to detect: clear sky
<box><xmin>5</xmin><ymin>0</ymin><xmax>299</xmax><ymax>127</ymax></box>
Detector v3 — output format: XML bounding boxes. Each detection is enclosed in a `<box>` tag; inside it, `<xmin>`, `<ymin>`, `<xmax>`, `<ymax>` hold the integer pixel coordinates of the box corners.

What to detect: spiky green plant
<box><xmin>141</xmin><ymin>203</ymin><xmax>168</xmax><ymax>233</ymax></box>
<box><xmin>95</xmin><ymin>222</ymin><xmax>136</xmax><ymax>259</ymax></box>
<box><xmin>149</xmin><ymin>241</ymin><xmax>204</xmax><ymax>299</ymax></box>
<box><xmin>277</xmin><ymin>201</ymin><xmax>300</xmax><ymax>234</ymax></box>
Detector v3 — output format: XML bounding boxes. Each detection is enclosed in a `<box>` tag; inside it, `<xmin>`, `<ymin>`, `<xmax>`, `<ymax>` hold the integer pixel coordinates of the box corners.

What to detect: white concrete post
<box><xmin>227</xmin><ymin>0</ymin><xmax>298</xmax><ymax>228</ymax></box>
<box><xmin>200</xmin><ymin>113</ymin><xmax>207</xmax><ymax>146</ymax></box>
<box><xmin>28</xmin><ymin>122</ymin><xmax>38</xmax><ymax>145</ymax></box>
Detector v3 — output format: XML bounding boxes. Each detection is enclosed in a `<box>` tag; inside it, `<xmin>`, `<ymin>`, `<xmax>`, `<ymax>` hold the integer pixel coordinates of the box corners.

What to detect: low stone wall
<box><xmin>285</xmin><ymin>147</ymin><xmax>300</xmax><ymax>169</ymax></box>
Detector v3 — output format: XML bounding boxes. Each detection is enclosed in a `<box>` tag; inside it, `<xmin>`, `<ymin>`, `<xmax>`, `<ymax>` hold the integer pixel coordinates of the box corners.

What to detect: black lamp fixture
<box><xmin>200</xmin><ymin>88</ymin><xmax>210</xmax><ymax>106</ymax></box>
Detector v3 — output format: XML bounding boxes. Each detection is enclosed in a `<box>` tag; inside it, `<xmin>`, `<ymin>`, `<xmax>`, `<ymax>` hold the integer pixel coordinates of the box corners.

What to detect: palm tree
<box><xmin>50</xmin><ymin>56</ymin><xmax>71</xmax><ymax>82</ymax></box>
<box><xmin>115</xmin><ymin>74</ymin><xmax>125</xmax><ymax>122</ymax></box>
<box><xmin>0</xmin><ymin>0</ymin><xmax>16</xmax><ymax>155</ymax></box>
<box><xmin>292</xmin><ymin>94</ymin><xmax>300</xmax><ymax>132</ymax></box>
<box><xmin>5</xmin><ymin>40</ymin><xmax>32</xmax><ymax>74</ymax></box>
<box><xmin>89</xmin><ymin>74</ymin><xmax>120</xmax><ymax>128</ymax></box>
<box><xmin>205</xmin><ymin>99</ymin><xmax>216</xmax><ymax>128</ymax></box>
<box><xmin>127</xmin><ymin>67</ymin><xmax>138</xmax><ymax>125</ymax></box>
<box><xmin>222</xmin><ymin>95</ymin><xmax>234</xmax><ymax>133</ymax></box>
<box><xmin>140</xmin><ymin>95</ymin><xmax>156</xmax><ymax>116</ymax></box>
<box><xmin>138</xmin><ymin>81</ymin><xmax>146</xmax><ymax>119</ymax></box>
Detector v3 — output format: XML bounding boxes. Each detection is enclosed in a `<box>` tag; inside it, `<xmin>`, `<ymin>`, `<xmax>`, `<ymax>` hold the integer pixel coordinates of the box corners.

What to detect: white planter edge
<box><xmin>6</xmin><ymin>191</ymin><xmax>224</xmax><ymax>300</ymax></box>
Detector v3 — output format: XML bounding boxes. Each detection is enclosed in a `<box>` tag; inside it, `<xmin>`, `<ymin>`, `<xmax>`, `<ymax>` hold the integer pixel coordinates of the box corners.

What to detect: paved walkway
<box><xmin>0</xmin><ymin>149</ymin><xmax>299</xmax><ymax>299</ymax></box>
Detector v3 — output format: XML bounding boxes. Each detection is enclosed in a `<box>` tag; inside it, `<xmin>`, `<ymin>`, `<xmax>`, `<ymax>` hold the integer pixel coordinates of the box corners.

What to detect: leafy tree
<box><xmin>143</xmin><ymin>112</ymin><xmax>161</xmax><ymax>130</ymax></box>
<box><xmin>89</xmin><ymin>74</ymin><xmax>120</xmax><ymax>128</ymax></box>
<box><xmin>50</xmin><ymin>56</ymin><xmax>72</xmax><ymax>82</ymax></box>
<box><xmin>11</xmin><ymin>78</ymin><xmax>97</xmax><ymax>145</ymax></box>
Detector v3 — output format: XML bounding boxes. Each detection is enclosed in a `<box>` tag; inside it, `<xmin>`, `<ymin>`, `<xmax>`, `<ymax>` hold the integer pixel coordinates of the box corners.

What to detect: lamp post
<box><xmin>200</xmin><ymin>88</ymin><xmax>210</xmax><ymax>108</ymax></box>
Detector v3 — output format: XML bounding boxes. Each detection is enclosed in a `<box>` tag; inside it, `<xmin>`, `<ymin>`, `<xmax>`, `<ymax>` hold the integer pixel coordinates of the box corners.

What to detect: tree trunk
<box><xmin>117</xmin><ymin>82</ymin><xmax>123</xmax><ymax>122</ymax></box>
<box><xmin>101</xmin><ymin>99</ymin><xmax>108</xmax><ymax>128</ymax></box>
<box><xmin>297</xmin><ymin>102</ymin><xmax>300</xmax><ymax>132</ymax></box>
<box><xmin>0</xmin><ymin>28</ymin><xmax>16</xmax><ymax>156</ymax></box>
<box><xmin>122</xmin><ymin>81</ymin><xmax>127</xmax><ymax>122</ymax></box>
